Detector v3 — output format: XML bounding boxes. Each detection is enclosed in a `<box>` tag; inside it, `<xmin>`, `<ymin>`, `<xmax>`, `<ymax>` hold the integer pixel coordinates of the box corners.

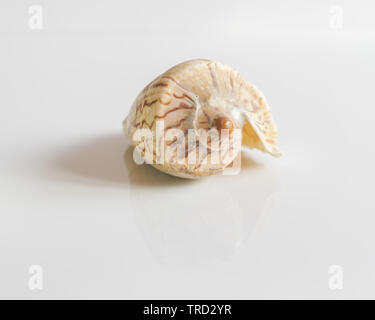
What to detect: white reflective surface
<box><xmin>1</xmin><ymin>0</ymin><xmax>375</xmax><ymax>299</ymax></box>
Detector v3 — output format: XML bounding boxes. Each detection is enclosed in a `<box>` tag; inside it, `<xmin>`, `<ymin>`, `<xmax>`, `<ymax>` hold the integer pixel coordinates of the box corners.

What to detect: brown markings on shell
<box><xmin>130</xmin><ymin>64</ymin><xmax>238</xmax><ymax>174</ymax></box>
<box><xmin>173</xmin><ymin>92</ymin><xmax>195</xmax><ymax>103</ymax></box>
<box><xmin>134</xmin><ymin>74</ymin><xmax>197</xmax><ymax>133</ymax></box>
<box><xmin>151</xmin><ymin>82</ymin><xmax>169</xmax><ymax>88</ymax></box>
<box><xmin>165</xmin><ymin>116</ymin><xmax>189</xmax><ymax>131</ymax></box>
<box><xmin>154</xmin><ymin>102</ymin><xmax>194</xmax><ymax>119</ymax></box>
<box><xmin>141</xmin><ymin>96</ymin><xmax>171</xmax><ymax>109</ymax></box>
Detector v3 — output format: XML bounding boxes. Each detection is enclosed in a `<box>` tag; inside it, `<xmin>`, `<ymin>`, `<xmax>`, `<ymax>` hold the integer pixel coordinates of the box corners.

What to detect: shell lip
<box><xmin>243</xmin><ymin>114</ymin><xmax>282</xmax><ymax>157</ymax></box>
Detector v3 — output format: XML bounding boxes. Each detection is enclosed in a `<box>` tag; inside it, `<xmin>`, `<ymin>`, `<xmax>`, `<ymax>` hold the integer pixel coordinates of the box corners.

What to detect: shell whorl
<box><xmin>124</xmin><ymin>59</ymin><xmax>280</xmax><ymax>178</ymax></box>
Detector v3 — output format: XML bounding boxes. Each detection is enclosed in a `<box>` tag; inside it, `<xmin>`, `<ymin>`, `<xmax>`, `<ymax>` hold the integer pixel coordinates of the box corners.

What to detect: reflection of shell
<box><xmin>124</xmin><ymin>59</ymin><xmax>280</xmax><ymax>178</ymax></box>
<box><xmin>124</xmin><ymin>147</ymin><xmax>278</xmax><ymax>268</ymax></box>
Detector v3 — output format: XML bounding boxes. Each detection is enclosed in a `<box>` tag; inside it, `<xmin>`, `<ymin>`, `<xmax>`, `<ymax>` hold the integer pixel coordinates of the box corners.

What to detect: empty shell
<box><xmin>124</xmin><ymin>59</ymin><xmax>280</xmax><ymax>178</ymax></box>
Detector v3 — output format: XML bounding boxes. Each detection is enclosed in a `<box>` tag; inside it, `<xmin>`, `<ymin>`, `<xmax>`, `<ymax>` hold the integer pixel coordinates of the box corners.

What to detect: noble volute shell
<box><xmin>124</xmin><ymin>59</ymin><xmax>280</xmax><ymax>179</ymax></box>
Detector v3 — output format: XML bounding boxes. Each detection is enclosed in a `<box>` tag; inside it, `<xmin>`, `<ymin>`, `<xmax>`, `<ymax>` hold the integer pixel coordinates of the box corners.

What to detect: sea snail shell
<box><xmin>123</xmin><ymin>59</ymin><xmax>281</xmax><ymax>179</ymax></box>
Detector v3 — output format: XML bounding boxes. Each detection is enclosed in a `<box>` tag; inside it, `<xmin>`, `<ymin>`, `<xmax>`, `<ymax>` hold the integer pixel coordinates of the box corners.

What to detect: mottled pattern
<box><xmin>124</xmin><ymin>59</ymin><xmax>280</xmax><ymax>178</ymax></box>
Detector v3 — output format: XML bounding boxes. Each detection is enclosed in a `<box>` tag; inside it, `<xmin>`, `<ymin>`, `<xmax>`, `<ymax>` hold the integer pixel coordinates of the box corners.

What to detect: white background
<box><xmin>1</xmin><ymin>0</ymin><xmax>375</xmax><ymax>299</ymax></box>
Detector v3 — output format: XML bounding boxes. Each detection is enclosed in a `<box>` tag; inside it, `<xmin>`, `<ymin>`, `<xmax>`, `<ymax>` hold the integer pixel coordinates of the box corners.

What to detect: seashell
<box><xmin>123</xmin><ymin>59</ymin><xmax>280</xmax><ymax>179</ymax></box>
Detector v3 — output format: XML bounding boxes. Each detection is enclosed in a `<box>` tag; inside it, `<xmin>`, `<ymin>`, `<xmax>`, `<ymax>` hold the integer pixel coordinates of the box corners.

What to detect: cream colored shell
<box><xmin>124</xmin><ymin>59</ymin><xmax>280</xmax><ymax>179</ymax></box>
